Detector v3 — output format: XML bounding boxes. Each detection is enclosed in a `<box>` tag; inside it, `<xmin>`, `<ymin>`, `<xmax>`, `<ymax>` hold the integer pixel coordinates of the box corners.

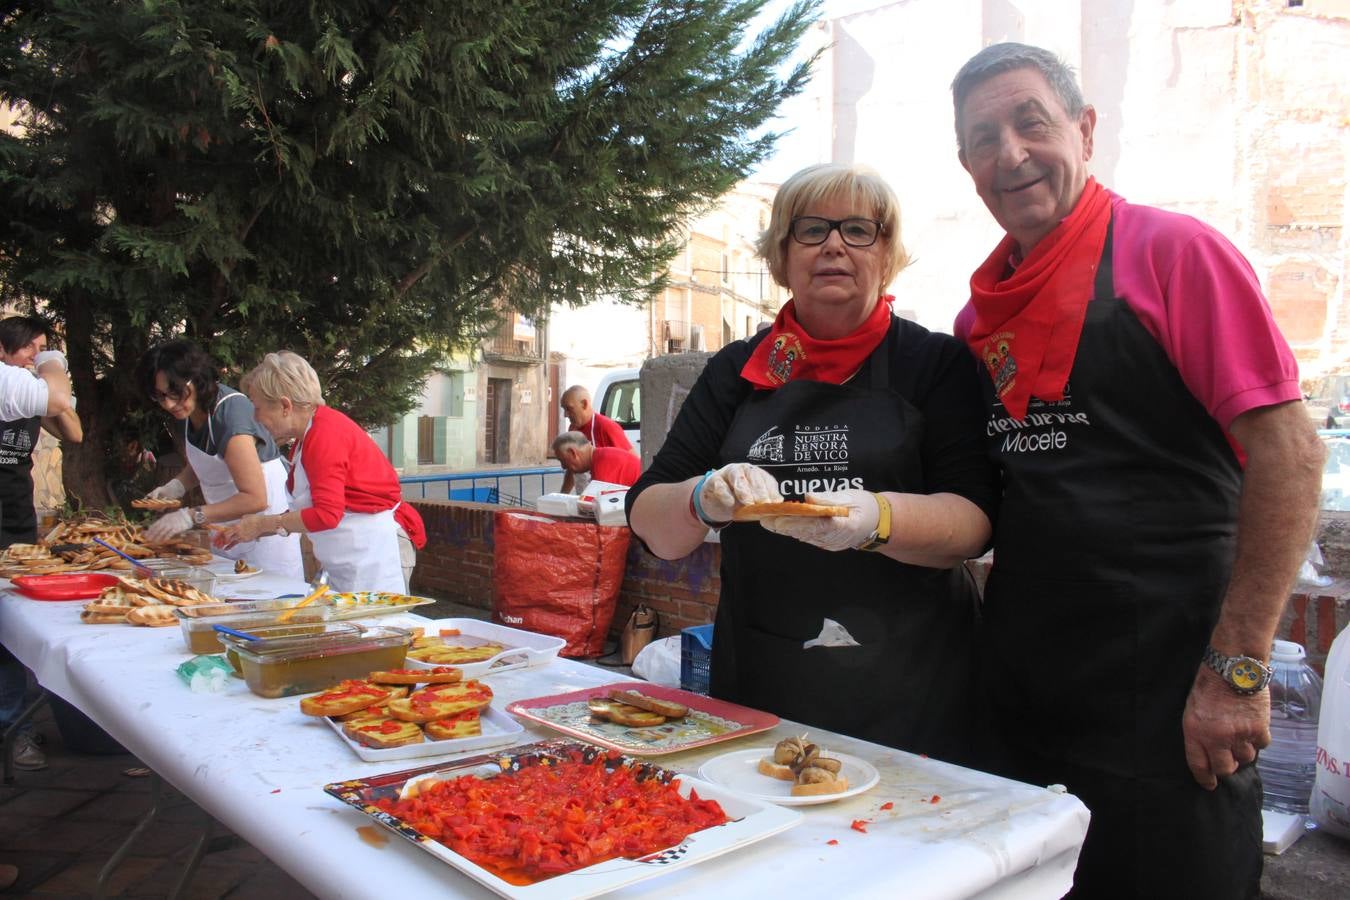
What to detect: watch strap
<box><xmin>857</xmin><ymin>492</ymin><xmax>892</xmax><ymax>551</ymax></box>
<box><xmin>191</xmin><ymin>506</ymin><xmax>207</xmax><ymax>526</ymax></box>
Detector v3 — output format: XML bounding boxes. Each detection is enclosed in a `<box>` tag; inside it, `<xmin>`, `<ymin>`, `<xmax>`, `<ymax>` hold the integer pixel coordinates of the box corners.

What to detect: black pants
<box><xmin>999</xmin><ymin>750</ymin><xmax>1263</xmax><ymax>899</ymax></box>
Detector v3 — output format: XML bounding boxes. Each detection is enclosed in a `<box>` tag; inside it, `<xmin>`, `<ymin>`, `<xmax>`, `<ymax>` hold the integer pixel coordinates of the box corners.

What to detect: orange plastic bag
<box><xmin>491</xmin><ymin>512</ymin><xmax>630</xmax><ymax>657</ymax></box>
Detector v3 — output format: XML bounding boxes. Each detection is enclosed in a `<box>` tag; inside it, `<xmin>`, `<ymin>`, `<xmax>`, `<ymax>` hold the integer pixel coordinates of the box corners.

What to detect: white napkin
<box><xmin>802</xmin><ymin>618</ymin><xmax>861</xmax><ymax>649</ymax></box>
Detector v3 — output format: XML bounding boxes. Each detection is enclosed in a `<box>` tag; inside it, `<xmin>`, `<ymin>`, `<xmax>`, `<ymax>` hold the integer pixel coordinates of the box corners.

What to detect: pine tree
<box><xmin>0</xmin><ymin>0</ymin><xmax>818</xmax><ymax>503</ymax></box>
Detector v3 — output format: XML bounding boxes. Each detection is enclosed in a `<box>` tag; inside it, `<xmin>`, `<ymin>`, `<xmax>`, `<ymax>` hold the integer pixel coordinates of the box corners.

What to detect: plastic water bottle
<box><xmin>1257</xmin><ymin>640</ymin><xmax>1323</xmax><ymax>815</ymax></box>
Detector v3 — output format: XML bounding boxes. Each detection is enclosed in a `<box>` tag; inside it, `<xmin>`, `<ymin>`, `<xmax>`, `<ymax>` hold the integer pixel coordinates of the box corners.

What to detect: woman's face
<box><xmin>152</xmin><ymin>371</ymin><xmax>197</xmax><ymax>420</ymax></box>
<box><xmin>784</xmin><ymin>193</ymin><xmax>887</xmax><ymax>335</ymax></box>
<box><xmin>249</xmin><ymin>390</ymin><xmax>294</xmax><ymax>442</ymax></box>
<box><xmin>0</xmin><ymin>333</ymin><xmax>46</xmax><ymax>369</ymax></box>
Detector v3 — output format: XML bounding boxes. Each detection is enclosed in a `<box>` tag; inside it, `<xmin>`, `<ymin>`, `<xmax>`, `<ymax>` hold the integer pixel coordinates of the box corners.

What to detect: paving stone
<box><xmin>30</xmin><ymin>853</ymin><xmax>165</xmax><ymax>896</ymax></box>
<box><xmin>63</xmin><ymin>790</ymin><xmax>159</xmax><ymax>824</ymax></box>
<box><xmin>1</xmin><ymin>787</ymin><xmax>100</xmax><ymax>819</ymax></box>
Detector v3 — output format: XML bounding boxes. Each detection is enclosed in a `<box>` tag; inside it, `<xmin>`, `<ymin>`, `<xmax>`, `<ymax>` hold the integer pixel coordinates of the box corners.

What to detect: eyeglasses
<box><xmin>789</xmin><ymin>216</ymin><xmax>883</xmax><ymax>247</ymax></box>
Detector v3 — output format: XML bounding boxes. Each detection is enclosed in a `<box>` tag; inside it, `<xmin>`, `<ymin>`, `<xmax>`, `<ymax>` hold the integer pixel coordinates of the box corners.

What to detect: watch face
<box><xmin>1230</xmin><ymin>659</ymin><xmax>1264</xmax><ymax>691</ymax></box>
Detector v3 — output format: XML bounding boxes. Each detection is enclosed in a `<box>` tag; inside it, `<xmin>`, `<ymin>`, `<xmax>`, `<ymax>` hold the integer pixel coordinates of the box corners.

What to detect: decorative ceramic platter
<box><xmin>324</xmin><ymin>739</ymin><xmax>801</xmax><ymax>900</ymax></box>
<box><xmin>506</xmin><ymin>683</ymin><xmax>778</xmax><ymax>756</ymax></box>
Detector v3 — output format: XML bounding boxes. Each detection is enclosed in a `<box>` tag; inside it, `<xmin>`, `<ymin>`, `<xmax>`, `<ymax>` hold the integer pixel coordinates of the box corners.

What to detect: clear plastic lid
<box><xmin>221</xmin><ymin>623</ymin><xmax>411</xmax><ymax>662</ymax></box>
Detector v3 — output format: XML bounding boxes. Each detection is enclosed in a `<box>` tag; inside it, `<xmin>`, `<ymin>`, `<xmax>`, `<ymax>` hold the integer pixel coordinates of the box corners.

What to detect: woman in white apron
<box><xmin>212</xmin><ymin>351</ymin><xmax>425</xmax><ymax>593</ymax></box>
<box><xmin>138</xmin><ymin>341</ymin><xmax>303</xmax><ymax>579</ymax></box>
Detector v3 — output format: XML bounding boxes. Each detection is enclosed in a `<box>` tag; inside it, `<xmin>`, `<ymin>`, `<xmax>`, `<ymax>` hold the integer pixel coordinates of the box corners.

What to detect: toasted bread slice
<box><xmin>368</xmin><ymin>666</ymin><xmax>462</xmax><ymax>685</ymax></box>
<box><xmin>425</xmin><ymin>709</ymin><xmax>483</xmax><ymax>741</ymax></box>
<box><xmin>126</xmin><ymin>605</ymin><xmax>179</xmax><ymax>627</ymax></box>
<box><xmin>299</xmin><ymin>681</ymin><xmax>392</xmax><ymax>717</ymax></box>
<box><xmin>335</xmin><ymin>703</ymin><xmax>393</xmax><ymax>723</ymax></box>
<box><xmin>732</xmin><ymin>501</ymin><xmax>850</xmax><ymax>522</ymax></box>
<box><xmin>80</xmin><ymin>610</ymin><xmax>128</xmax><ymax>625</ymax></box>
<box><xmin>587</xmin><ymin>698</ymin><xmax>667</xmax><ymax>727</ymax></box>
<box><xmin>757</xmin><ymin>757</ymin><xmax>798</xmax><ymax>781</ymax></box>
<box><xmin>790</xmin><ymin>774</ymin><xmax>849</xmax><ymax>797</ymax></box>
<box><xmin>131</xmin><ymin>497</ymin><xmax>182</xmax><ymax>510</ymax></box>
<box><xmin>342</xmin><ymin>717</ymin><xmax>424</xmax><ymax>749</ymax></box>
<box><xmin>387</xmin><ymin>680</ymin><xmax>493</xmax><ymax>723</ymax></box>
<box><xmin>608</xmin><ymin>689</ymin><xmax>689</xmax><ymax>719</ymax></box>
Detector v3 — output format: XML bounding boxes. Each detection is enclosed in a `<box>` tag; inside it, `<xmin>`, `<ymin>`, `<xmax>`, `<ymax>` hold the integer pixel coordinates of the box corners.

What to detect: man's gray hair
<box><xmin>951</xmin><ymin>42</ymin><xmax>1086</xmax><ymax>151</ymax></box>
<box><xmin>551</xmin><ymin>430</ymin><xmax>590</xmax><ymax>455</ymax></box>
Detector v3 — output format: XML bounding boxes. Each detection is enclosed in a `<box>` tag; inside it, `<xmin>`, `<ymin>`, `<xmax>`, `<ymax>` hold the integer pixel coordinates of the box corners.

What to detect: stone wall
<box><xmin>409</xmin><ymin>499</ymin><xmax>1350</xmax><ymax>674</ymax></box>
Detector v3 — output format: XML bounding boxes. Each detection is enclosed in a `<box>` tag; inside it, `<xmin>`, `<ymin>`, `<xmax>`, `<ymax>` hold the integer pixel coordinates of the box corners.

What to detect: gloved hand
<box><xmin>147</xmin><ymin>479</ymin><xmax>187</xmax><ymax>501</ymax></box>
<box><xmin>145</xmin><ymin>508</ymin><xmax>194</xmax><ymax>542</ymax></box>
<box><xmin>760</xmin><ymin>490</ymin><xmax>880</xmax><ymax>552</ymax></box>
<box><xmin>694</xmin><ymin>463</ymin><xmax>782</xmax><ymax>525</ymax></box>
<box><xmin>34</xmin><ymin>349</ymin><xmax>67</xmax><ymax>373</ymax></box>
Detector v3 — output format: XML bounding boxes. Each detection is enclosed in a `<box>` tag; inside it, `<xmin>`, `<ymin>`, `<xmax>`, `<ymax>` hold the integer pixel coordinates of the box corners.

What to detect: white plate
<box><xmin>199</xmin><ymin>559</ymin><xmax>262</xmax><ymax>581</ymax></box>
<box><xmin>697</xmin><ymin>747</ymin><xmax>880</xmax><ymax>806</ymax></box>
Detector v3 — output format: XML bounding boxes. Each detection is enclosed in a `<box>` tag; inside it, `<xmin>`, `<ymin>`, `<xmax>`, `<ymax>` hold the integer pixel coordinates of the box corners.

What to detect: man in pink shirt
<box><xmin>950</xmin><ymin>42</ymin><xmax>1324</xmax><ymax>898</ymax></box>
<box><xmin>558</xmin><ymin>384</ymin><xmax>634</xmax><ymax>493</ymax></box>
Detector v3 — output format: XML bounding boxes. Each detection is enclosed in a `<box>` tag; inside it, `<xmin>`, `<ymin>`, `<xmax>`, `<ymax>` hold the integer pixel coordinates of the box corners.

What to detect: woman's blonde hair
<box><xmin>756</xmin><ymin>163</ymin><xmax>910</xmax><ymax>290</ymax></box>
<box><xmin>241</xmin><ymin>351</ymin><xmax>324</xmax><ymax>407</ymax></box>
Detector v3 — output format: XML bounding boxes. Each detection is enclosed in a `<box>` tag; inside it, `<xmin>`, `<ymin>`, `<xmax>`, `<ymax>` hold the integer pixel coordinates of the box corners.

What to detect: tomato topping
<box><xmin>360</xmin><ymin>720</ymin><xmax>407</xmax><ymax>734</ymax></box>
<box><xmin>929</xmin><ymin>794</ymin><xmax>941</xmax><ymax>804</ymax></box>
<box><xmin>879</xmin><ymin>801</ymin><xmax>894</xmax><ymax>811</ymax></box>
<box><xmin>826</xmin><ymin>839</ymin><xmax>839</xmax><ymax>845</ymax></box>
<box><xmin>850</xmin><ymin>819</ymin><xmax>870</xmax><ymax>833</ymax></box>
<box><xmin>374</xmin><ymin>752</ymin><xmax>727</xmax><ymax>885</ymax></box>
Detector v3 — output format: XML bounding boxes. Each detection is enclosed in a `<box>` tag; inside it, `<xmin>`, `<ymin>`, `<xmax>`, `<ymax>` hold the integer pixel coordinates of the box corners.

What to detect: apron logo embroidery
<box><xmin>766</xmin><ymin>333</ymin><xmax>805</xmax><ymax>385</ymax></box>
<box><xmin>747</xmin><ymin>427</ymin><xmax>785</xmax><ymax>463</ymax></box>
<box><xmin>981</xmin><ymin>332</ymin><xmax>1017</xmax><ymax>399</ymax></box>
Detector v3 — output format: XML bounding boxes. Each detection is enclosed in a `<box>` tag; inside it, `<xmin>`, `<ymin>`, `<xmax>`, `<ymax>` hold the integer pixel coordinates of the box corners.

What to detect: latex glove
<box><xmin>147</xmin><ymin>478</ymin><xmax>187</xmax><ymax>501</ymax></box>
<box><xmin>695</xmin><ymin>463</ymin><xmax>782</xmax><ymax>525</ymax></box>
<box><xmin>761</xmin><ymin>490</ymin><xmax>879</xmax><ymax>552</ymax></box>
<box><xmin>34</xmin><ymin>349</ymin><xmax>68</xmax><ymax>373</ymax></box>
<box><xmin>145</xmin><ymin>508</ymin><xmax>194</xmax><ymax>542</ymax></box>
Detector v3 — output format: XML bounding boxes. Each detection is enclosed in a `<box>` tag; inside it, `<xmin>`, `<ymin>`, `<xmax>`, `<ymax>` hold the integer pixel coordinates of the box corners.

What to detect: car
<box><xmin>594</xmin><ymin>368</ymin><xmax>641</xmax><ymax>456</ymax></box>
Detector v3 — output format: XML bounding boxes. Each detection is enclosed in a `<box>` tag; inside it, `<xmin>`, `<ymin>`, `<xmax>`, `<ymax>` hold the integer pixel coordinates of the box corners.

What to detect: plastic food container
<box><xmin>218</xmin><ymin>623</ymin><xmax>412</xmax><ymax>698</ymax></box>
<box><xmin>175</xmin><ymin>600</ymin><xmax>336</xmax><ymax>655</ymax></box>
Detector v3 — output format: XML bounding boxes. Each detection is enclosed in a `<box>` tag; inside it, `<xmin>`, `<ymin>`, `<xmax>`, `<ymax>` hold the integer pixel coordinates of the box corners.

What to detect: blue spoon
<box><xmin>212</xmin><ymin>624</ymin><xmax>261</xmax><ymax>642</ymax></box>
<box><xmin>91</xmin><ymin>537</ymin><xmax>153</xmax><ymax>578</ymax></box>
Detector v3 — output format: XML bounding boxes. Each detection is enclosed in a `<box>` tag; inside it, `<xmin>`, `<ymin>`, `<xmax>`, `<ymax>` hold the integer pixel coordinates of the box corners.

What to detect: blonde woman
<box><xmin>214</xmin><ymin>352</ymin><xmax>425</xmax><ymax>592</ymax></box>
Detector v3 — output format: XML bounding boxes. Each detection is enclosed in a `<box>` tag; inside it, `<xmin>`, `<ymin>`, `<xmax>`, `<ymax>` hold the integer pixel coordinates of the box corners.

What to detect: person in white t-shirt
<box><xmin>0</xmin><ymin>317</ymin><xmax>80</xmax><ymax>779</ymax></box>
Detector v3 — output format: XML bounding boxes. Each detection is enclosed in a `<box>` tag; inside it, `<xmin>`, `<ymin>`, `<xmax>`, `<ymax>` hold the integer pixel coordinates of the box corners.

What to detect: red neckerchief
<box><xmin>741</xmin><ymin>294</ymin><xmax>894</xmax><ymax>389</ymax></box>
<box><xmin>964</xmin><ymin>178</ymin><xmax>1111</xmax><ymax>420</ymax></box>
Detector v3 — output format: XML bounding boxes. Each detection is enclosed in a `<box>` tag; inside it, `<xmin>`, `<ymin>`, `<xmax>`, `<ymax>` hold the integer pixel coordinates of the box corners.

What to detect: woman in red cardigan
<box><xmin>214</xmin><ymin>351</ymin><xmax>426</xmax><ymax>592</ymax></box>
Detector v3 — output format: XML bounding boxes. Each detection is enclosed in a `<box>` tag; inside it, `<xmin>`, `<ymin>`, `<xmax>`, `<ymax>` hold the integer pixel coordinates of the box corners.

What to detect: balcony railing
<box><xmin>482</xmin><ymin>322</ymin><xmax>543</xmax><ymax>365</ymax></box>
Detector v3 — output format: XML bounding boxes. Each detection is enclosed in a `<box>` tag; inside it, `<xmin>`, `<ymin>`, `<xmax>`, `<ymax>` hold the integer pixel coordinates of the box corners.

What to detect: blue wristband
<box><xmin>690</xmin><ymin>470</ymin><xmax>731</xmax><ymax>530</ymax></box>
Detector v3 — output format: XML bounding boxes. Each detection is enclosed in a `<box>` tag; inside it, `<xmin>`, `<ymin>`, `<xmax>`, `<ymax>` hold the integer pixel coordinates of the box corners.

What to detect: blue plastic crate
<box><xmin>680</xmin><ymin>624</ymin><xmax>714</xmax><ymax>694</ymax></box>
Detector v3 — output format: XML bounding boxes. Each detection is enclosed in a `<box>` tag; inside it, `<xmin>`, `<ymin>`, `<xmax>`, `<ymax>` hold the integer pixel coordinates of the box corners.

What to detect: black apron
<box><xmin>0</xmin><ymin>413</ymin><xmax>42</xmax><ymax>547</ymax></box>
<box><xmin>977</xmin><ymin>221</ymin><xmax>1263</xmax><ymax>898</ymax></box>
<box><xmin>710</xmin><ymin>324</ymin><xmax>978</xmax><ymax>761</ymax></box>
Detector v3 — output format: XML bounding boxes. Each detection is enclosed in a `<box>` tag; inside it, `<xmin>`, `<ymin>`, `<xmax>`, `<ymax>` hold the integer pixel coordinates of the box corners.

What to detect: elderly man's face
<box><xmin>958</xmin><ymin>67</ymin><xmax>1096</xmax><ymax>256</ymax></box>
<box><xmin>561</xmin><ymin>393</ymin><xmax>591</xmax><ymax>428</ymax></box>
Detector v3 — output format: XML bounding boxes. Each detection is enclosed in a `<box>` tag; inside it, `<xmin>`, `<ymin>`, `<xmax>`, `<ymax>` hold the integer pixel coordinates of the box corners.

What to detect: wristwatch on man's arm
<box><xmin>1202</xmin><ymin>645</ymin><xmax>1273</xmax><ymax>695</ymax></box>
<box><xmin>191</xmin><ymin>506</ymin><xmax>207</xmax><ymax>527</ymax></box>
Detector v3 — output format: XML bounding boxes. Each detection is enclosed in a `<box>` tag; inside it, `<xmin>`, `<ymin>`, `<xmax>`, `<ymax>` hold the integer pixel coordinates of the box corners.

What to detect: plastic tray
<box><xmin>397</xmin><ymin>617</ymin><xmax>566</xmax><ymax>678</ymax></box>
<box><xmin>319</xmin><ymin>705</ymin><xmax>524</xmax><ymax>762</ymax></box>
<box><xmin>10</xmin><ymin>573</ymin><xmax>122</xmax><ymax>601</ymax></box>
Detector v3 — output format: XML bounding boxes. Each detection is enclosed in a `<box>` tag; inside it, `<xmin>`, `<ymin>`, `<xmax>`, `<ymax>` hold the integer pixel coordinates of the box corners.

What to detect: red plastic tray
<box><xmin>9</xmin><ymin>573</ymin><xmax>120</xmax><ymax>601</ymax></box>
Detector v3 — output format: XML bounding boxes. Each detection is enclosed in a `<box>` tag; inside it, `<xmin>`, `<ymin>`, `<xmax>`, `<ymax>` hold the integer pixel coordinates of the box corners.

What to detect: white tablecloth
<box><xmin>0</xmin><ymin>583</ymin><xmax>1088</xmax><ymax>899</ymax></box>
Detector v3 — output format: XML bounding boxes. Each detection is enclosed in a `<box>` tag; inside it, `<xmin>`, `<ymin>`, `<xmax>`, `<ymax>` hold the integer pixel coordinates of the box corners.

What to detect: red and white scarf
<box><xmin>741</xmin><ymin>294</ymin><xmax>894</xmax><ymax>389</ymax></box>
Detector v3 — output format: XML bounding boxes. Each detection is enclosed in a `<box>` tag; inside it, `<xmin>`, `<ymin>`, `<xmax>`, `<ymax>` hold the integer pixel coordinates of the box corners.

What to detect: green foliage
<box><xmin>0</xmin><ymin>0</ymin><xmax>818</xmax><ymax>500</ymax></box>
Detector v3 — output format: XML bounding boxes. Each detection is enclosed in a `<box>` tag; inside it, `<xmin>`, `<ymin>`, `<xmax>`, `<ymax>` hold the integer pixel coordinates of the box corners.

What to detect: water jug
<box><xmin>1313</xmin><ymin>623</ymin><xmax>1350</xmax><ymax>837</ymax></box>
<box><xmin>1256</xmin><ymin>640</ymin><xmax>1322</xmax><ymax>815</ymax></box>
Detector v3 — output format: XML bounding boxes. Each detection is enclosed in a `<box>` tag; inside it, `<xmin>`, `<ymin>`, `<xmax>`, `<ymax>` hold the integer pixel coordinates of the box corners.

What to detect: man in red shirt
<box><xmin>552</xmin><ymin>431</ymin><xmax>641</xmax><ymax>489</ymax></box>
<box><xmin>559</xmin><ymin>384</ymin><xmax>634</xmax><ymax>492</ymax></box>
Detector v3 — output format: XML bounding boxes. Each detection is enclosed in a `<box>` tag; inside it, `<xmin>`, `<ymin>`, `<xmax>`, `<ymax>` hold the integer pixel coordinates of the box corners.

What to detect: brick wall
<box><xmin>409</xmin><ymin>500</ymin><xmax>1350</xmax><ymax>671</ymax></box>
